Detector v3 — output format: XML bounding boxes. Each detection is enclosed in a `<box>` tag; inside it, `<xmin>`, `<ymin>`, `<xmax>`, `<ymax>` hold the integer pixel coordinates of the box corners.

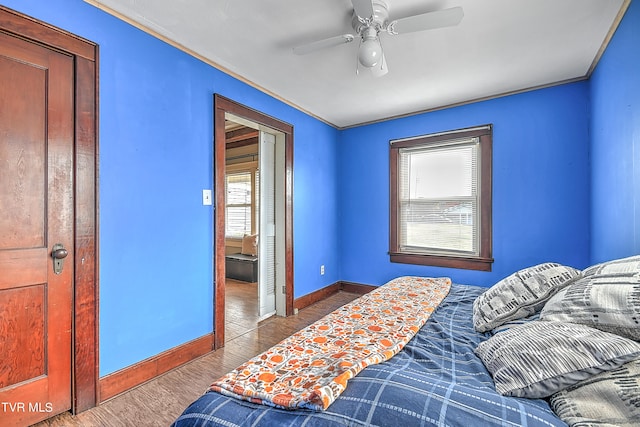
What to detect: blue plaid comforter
<box><xmin>172</xmin><ymin>284</ymin><xmax>566</xmax><ymax>427</ymax></box>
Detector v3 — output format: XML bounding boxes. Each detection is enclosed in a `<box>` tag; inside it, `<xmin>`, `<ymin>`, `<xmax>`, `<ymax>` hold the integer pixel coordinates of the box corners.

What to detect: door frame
<box><xmin>0</xmin><ymin>6</ymin><xmax>99</xmax><ymax>413</ymax></box>
<box><xmin>213</xmin><ymin>94</ymin><xmax>293</xmax><ymax>349</ymax></box>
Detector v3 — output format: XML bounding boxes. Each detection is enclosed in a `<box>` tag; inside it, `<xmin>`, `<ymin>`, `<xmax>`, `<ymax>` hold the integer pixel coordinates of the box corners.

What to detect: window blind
<box><xmin>225</xmin><ymin>171</ymin><xmax>252</xmax><ymax>238</ymax></box>
<box><xmin>398</xmin><ymin>137</ymin><xmax>479</xmax><ymax>256</ymax></box>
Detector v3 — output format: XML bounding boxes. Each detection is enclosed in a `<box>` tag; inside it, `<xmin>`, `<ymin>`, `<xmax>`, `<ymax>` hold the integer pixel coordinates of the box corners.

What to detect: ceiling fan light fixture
<box><xmin>358</xmin><ymin>38</ymin><xmax>382</xmax><ymax>67</ymax></box>
<box><xmin>358</xmin><ymin>27</ymin><xmax>382</xmax><ymax>68</ymax></box>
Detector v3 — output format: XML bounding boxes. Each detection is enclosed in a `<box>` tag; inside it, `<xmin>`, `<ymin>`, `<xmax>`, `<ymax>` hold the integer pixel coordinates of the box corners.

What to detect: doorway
<box><xmin>0</xmin><ymin>6</ymin><xmax>98</xmax><ymax>424</ymax></box>
<box><xmin>223</xmin><ymin>118</ymin><xmax>260</xmax><ymax>340</ymax></box>
<box><xmin>213</xmin><ymin>95</ymin><xmax>294</xmax><ymax>349</ymax></box>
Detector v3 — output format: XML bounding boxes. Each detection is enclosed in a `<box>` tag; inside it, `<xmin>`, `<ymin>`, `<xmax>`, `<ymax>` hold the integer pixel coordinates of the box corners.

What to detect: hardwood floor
<box><xmin>33</xmin><ymin>288</ymin><xmax>360</xmax><ymax>427</ymax></box>
<box><xmin>225</xmin><ymin>278</ymin><xmax>259</xmax><ymax>341</ymax></box>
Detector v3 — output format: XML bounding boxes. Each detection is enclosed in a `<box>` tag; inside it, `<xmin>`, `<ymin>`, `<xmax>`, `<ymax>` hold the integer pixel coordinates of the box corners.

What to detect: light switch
<box><xmin>202</xmin><ymin>189</ymin><xmax>212</xmax><ymax>205</ymax></box>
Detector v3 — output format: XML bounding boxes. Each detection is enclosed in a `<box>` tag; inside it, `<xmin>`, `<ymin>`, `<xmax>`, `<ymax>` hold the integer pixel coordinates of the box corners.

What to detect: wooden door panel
<box><xmin>0</xmin><ymin>285</ymin><xmax>45</xmax><ymax>388</ymax></box>
<box><xmin>0</xmin><ymin>27</ymin><xmax>74</xmax><ymax>426</ymax></box>
<box><xmin>0</xmin><ymin>53</ymin><xmax>46</xmax><ymax>250</ymax></box>
<box><xmin>0</xmin><ymin>248</ymin><xmax>47</xmax><ymax>289</ymax></box>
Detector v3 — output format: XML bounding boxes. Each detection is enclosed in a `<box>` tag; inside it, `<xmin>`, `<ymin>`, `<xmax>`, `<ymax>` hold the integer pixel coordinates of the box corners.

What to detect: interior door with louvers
<box><xmin>258</xmin><ymin>131</ymin><xmax>277</xmax><ymax>320</ymax></box>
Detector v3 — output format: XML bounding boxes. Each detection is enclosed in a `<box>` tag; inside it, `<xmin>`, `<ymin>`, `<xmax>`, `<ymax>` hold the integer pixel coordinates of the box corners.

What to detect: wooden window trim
<box><xmin>389</xmin><ymin>125</ymin><xmax>493</xmax><ymax>271</ymax></box>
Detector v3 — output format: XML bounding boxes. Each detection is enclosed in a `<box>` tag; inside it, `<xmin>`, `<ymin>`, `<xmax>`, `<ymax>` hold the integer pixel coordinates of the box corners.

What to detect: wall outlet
<box><xmin>320</xmin><ymin>265</ymin><xmax>325</xmax><ymax>275</ymax></box>
<box><xmin>202</xmin><ymin>189</ymin><xmax>212</xmax><ymax>205</ymax></box>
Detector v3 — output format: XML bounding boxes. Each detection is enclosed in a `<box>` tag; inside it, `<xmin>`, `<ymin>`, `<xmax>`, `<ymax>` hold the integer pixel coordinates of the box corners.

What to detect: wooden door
<box><xmin>0</xmin><ymin>29</ymin><xmax>75</xmax><ymax>426</ymax></box>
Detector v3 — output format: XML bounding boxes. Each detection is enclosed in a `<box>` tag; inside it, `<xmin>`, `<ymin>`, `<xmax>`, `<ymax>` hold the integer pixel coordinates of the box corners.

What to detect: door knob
<box><xmin>52</xmin><ymin>247</ymin><xmax>68</xmax><ymax>259</ymax></box>
<box><xmin>52</xmin><ymin>244</ymin><xmax>68</xmax><ymax>274</ymax></box>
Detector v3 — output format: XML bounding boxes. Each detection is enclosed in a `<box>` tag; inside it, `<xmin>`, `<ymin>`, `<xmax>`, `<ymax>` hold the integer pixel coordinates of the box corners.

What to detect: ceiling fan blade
<box><xmin>292</xmin><ymin>34</ymin><xmax>355</xmax><ymax>55</ymax></box>
<box><xmin>352</xmin><ymin>0</ymin><xmax>374</xmax><ymax>19</ymax></box>
<box><xmin>371</xmin><ymin>51</ymin><xmax>388</xmax><ymax>77</ymax></box>
<box><xmin>390</xmin><ymin>6</ymin><xmax>464</xmax><ymax>35</ymax></box>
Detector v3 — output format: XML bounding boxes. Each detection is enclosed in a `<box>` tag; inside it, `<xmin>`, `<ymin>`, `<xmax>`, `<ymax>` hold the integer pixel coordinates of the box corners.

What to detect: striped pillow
<box><xmin>490</xmin><ymin>312</ymin><xmax>540</xmax><ymax>335</ymax></box>
<box><xmin>550</xmin><ymin>357</ymin><xmax>640</xmax><ymax>426</ymax></box>
<box><xmin>475</xmin><ymin>321</ymin><xmax>640</xmax><ymax>398</ymax></box>
<box><xmin>541</xmin><ymin>255</ymin><xmax>640</xmax><ymax>341</ymax></box>
<box><xmin>473</xmin><ymin>263</ymin><xmax>581</xmax><ymax>333</ymax></box>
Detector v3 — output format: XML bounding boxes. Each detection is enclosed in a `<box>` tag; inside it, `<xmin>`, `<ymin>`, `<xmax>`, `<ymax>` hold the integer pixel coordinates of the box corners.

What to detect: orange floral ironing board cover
<box><xmin>209</xmin><ymin>276</ymin><xmax>452</xmax><ymax>411</ymax></box>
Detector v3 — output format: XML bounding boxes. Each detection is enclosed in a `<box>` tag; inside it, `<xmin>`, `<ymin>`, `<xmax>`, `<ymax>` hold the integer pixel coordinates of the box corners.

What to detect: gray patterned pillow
<box><xmin>582</xmin><ymin>254</ymin><xmax>640</xmax><ymax>278</ymax></box>
<box><xmin>490</xmin><ymin>312</ymin><xmax>540</xmax><ymax>335</ymax></box>
<box><xmin>475</xmin><ymin>321</ymin><xmax>640</xmax><ymax>398</ymax></box>
<box><xmin>473</xmin><ymin>263</ymin><xmax>581</xmax><ymax>333</ymax></box>
<box><xmin>540</xmin><ymin>255</ymin><xmax>640</xmax><ymax>341</ymax></box>
<box><xmin>550</xmin><ymin>357</ymin><xmax>640</xmax><ymax>426</ymax></box>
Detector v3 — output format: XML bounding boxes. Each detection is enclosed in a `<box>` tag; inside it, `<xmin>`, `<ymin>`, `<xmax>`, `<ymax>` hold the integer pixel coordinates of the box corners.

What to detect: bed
<box><xmin>173</xmin><ymin>256</ymin><xmax>640</xmax><ymax>427</ymax></box>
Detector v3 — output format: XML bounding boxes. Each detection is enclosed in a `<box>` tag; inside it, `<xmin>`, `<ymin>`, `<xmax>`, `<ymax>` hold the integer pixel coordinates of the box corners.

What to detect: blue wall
<box><xmin>590</xmin><ymin>0</ymin><xmax>640</xmax><ymax>261</ymax></box>
<box><xmin>338</xmin><ymin>83</ymin><xmax>592</xmax><ymax>287</ymax></box>
<box><xmin>2</xmin><ymin>0</ymin><xmax>341</xmax><ymax>376</ymax></box>
<box><xmin>3</xmin><ymin>0</ymin><xmax>638</xmax><ymax>377</ymax></box>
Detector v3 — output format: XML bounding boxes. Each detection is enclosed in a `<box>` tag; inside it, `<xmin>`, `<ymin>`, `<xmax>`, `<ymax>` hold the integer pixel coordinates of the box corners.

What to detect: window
<box><xmin>389</xmin><ymin>125</ymin><xmax>493</xmax><ymax>271</ymax></box>
<box><xmin>225</xmin><ymin>171</ymin><xmax>256</xmax><ymax>238</ymax></box>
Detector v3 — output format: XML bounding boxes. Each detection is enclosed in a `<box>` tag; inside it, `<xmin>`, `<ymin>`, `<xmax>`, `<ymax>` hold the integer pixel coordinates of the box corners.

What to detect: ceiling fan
<box><xmin>293</xmin><ymin>0</ymin><xmax>464</xmax><ymax>76</ymax></box>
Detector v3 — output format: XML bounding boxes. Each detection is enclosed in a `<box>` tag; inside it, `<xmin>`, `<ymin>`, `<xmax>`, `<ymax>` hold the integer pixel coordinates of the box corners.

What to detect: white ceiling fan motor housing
<box><xmin>351</xmin><ymin>0</ymin><xmax>390</xmax><ymax>34</ymax></box>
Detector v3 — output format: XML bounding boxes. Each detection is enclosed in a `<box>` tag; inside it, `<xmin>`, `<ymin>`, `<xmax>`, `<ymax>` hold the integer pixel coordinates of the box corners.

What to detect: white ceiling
<box><xmin>85</xmin><ymin>0</ymin><xmax>628</xmax><ymax>128</ymax></box>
